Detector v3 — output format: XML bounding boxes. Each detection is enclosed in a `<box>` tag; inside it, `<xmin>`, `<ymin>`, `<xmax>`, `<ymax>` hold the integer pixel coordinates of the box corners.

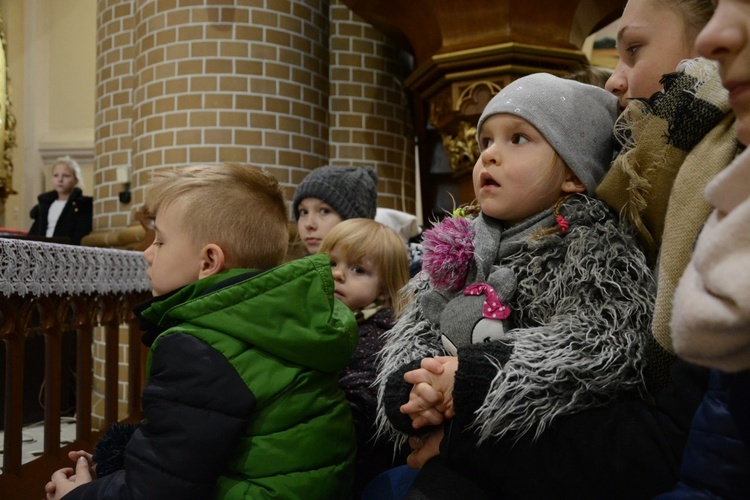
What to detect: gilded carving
<box><xmin>429</xmin><ymin>90</ymin><xmax>453</xmax><ymax>130</ymax></box>
<box><xmin>456</xmin><ymin>81</ymin><xmax>503</xmax><ymax>117</ymax></box>
<box><xmin>0</xmin><ymin>12</ymin><xmax>16</xmax><ymax>204</ymax></box>
<box><xmin>442</xmin><ymin>121</ymin><xmax>479</xmax><ymax>173</ymax></box>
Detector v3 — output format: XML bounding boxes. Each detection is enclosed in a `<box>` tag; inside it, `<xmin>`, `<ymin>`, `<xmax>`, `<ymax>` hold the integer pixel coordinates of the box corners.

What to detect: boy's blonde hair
<box><xmin>145</xmin><ymin>163</ymin><xmax>288</xmax><ymax>270</ymax></box>
<box><xmin>319</xmin><ymin>218</ymin><xmax>410</xmax><ymax>314</ymax></box>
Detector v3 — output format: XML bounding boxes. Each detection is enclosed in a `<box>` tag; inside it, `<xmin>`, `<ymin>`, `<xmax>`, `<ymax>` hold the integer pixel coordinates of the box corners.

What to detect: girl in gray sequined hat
<box><xmin>294</xmin><ymin>165</ymin><xmax>378</xmax><ymax>254</ymax></box>
<box><xmin>476</xmin><ymin>72</ymin><xmax>619</xmax><ymax>196</ymax></box>
<box><xmin>374</xmin><ymin>71</ymin><xmax>655</xmax><ymax>491</ymax></box>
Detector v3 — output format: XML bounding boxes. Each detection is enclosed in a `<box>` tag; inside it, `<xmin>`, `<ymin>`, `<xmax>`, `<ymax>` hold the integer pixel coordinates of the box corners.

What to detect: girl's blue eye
<box><xmin>511</xmin><ymin>134</ymin><xmax>529</xmax><ymax>145</ymax></box>
<box><xmin>481</xmin><ymin>137</ymin><xmax>493</xmax><ymax>149</ymax></box>
<box><xmin>626</xmin><ymin>45</ymin><xmax>639</xmax><ymax>56</ymax></box>
<box><xmin>320</xmin><ymin>208</ymin><xmax>330</xmax><ymax>215</ymax></box>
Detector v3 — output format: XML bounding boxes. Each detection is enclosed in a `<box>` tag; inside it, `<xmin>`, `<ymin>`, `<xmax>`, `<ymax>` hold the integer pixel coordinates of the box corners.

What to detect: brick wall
<box><xmin>328</xmin><ymin>0</ymin><xmax>415</xmax><ymax>213</ymax></box>
<box><xmin>91</xmin><ymin>0</ymin><xmax>416</xmax><ymax>428</ymax></box>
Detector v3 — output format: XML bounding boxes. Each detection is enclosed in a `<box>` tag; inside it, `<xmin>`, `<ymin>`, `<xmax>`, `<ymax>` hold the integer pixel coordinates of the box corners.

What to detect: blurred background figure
<box><xmin>28</xmin><ymin>156</ymin><xmax>93</xmax><ymax>245</ymax></box>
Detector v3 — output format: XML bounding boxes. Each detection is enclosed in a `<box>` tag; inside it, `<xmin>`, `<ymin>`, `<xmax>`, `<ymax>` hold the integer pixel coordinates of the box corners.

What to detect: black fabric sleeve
<box><xmin>339</xmin><ymin>319</ymin><xmax>387</xmax><ymax>444</ymax></box>
<box><xmin>436</xmin><ymin>358</ymin><xmax>709</xmax><ymax>499</ymax></box>
<box><xmin>452</xmin><ymin>341</ymin><xmax>513</xmax><ymax>431</ymax></box>
<box><xmin>64</xmin><ymin>333</ymin><xmax>256</xmax><ymax>500</ymax></box>
<box><xmin>70</xmin><ymin>197</ymin><xmax>93</xmax><ymax>245</ymax></box>
<box><xmin>29</xmin><ymin>204</ymin><xmax>41</xmax><ymax>235</ymax></box>
<box><xmin>382</xmin><ymin>359</ymin><xmax>430</xmax><ymax>436</ymax></box>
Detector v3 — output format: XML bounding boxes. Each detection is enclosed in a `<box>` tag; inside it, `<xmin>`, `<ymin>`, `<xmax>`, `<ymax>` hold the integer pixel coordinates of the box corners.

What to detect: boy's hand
<box><xmin>67</xmin><ymin>450</ymin><xmax>96</xmax><ymax>477</ymax></box>
<box><xmin>45</xmin><ymin>456</ymin><xmax>93</xmax><ymax>499</ymax></box>
<box><xmin>400</xmin><ymin>356</ymin><xmax>458</xmax><ymax>428</ymax></box>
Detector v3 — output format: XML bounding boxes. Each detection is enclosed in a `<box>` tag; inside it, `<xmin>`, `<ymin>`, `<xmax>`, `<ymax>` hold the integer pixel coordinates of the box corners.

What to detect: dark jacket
<box><xmin>379</xmin><ymin>196</ymin><xmax>655</xmax><ymax>444</ymax></box>
<box><xmin>419</xmin><ymin>358</ymin><xmax>708</xmax><ymax>499</ymax></box>
<box><xmin>66</xmin><ymin>255</ymin><xmax>358</xmax><ymax>499</ymax></box>
<box><xmin>656</xmin><ymin>369</ymin><xmax>750</xmax><ymax>499</ymax></box>
<box><xmin>29</xmin><ymin>187</ymin><xmax>93</xmax><ymax>244</ymax></box>
<box><xmin>340</xmin><ymin>306</ymin><xmax>407</xmax><ymax>496</ymax></box>
<box><xmin>378</xmin><ymin>196</ymin><xmax>684</xmax><ymax>500</ymax></box>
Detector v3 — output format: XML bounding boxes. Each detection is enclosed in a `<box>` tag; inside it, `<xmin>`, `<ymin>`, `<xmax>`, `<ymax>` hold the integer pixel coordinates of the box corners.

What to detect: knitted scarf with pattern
<box><xmin>597</xmin><ymin>57</ymin><xmax>738</xmax><ymax>354</ymax></box>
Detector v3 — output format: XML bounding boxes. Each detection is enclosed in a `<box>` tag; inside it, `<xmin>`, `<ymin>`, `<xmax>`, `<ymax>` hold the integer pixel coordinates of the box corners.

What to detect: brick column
<box><xmin>130</xmin><ymin>0</ymin><xmax>330</xmax><ymax>216</ymax></box>
<box><xmin>94</xmin><ymin>0</ymin><xmax>135</xmax><ymax>235</ymax></box>
<box><xmin>328</xmin><ymin>0</ymin><xmax>416</xmax><ymax>213</ymax></box>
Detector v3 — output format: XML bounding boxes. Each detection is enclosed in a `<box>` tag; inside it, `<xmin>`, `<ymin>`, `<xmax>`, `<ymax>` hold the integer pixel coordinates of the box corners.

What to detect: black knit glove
<box><xmin>453</xmin><ymin>341</ymin><xmax>514</xmax><ymax>431</ymax></box>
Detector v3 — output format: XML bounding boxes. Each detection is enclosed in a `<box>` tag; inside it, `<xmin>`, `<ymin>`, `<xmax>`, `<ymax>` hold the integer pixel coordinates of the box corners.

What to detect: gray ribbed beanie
<box><xmin>476</xmin><ymin>73</ymin><xmax>619</xmax><ymax>195</ymax></box>
<box><xmin>293</xmin><ymin>166</ymin><xmax>378</xmax><ymax>220</ymax></box>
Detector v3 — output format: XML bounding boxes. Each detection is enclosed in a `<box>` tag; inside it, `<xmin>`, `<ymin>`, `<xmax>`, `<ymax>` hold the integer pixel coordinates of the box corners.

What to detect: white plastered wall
<box><xmin>0</xmin><ymin>0</ymin><xmax>96</xmax><ymax>231</ymax></box>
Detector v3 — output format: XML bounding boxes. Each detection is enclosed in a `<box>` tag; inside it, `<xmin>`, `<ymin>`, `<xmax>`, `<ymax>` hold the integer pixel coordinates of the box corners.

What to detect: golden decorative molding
<box><xmin>456</xmin><ymin>81</ymin><xmax>503</xmax><ymax>116</ymax></box>
<box><xmin>430</xmin><ymin>80</ymin><xmax>505</xmax><ymax>129</ymax></box>
<box><xmin>0</xmin><ymin>11</ymin><xmax>16</xmax><ymax>204</ymax></box>
<box><xmin>442</xmin><ymin>121</ymin><xmax>479</xmax><ymax>174</ymax></box>
<box><xmin>406</xmin><ymin>42</ymin><xmax>588</xmax><ymax>100</ymax></box>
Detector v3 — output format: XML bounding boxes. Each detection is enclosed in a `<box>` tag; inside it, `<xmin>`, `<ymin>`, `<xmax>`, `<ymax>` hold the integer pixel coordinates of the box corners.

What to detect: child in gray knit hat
<box><xmin>293</xmin><ymin>165</ymin><xmax>378</xmax><ymax>254</ymax></box>
<box><xmin>374</xmin><ymin>73</ymin><xmax>656</xmax><ymax>496</ymax></box>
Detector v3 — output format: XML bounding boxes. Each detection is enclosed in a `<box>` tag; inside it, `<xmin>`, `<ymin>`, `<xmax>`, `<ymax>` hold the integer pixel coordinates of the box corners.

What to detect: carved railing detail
<box><xmin>0</xmin><ymin>239</ymin><xmax>150</xmax><ymax>499</ymax></box>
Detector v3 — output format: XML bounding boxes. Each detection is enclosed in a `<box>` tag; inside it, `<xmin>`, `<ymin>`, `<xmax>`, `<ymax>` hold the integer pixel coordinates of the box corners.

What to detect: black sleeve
<box><xmin>70</xmin><ymin>197</ymin><xmax>93</xmax><ymax>245</ymax></box>
<box><xmin>64</xmin><ymin>333</ymin><xmax>256</xmax><ymax>500</ymax></box>
<box><xmin>29</xmin><ymin>204</ymin><xmax>41</xmax><ymax>235</ymax></box>
<box><xmin>339</xmin><ymin>322</ymin><xmax>386</xmax><ymax>443</ymax></box>
<box><xmin>437</xmin><ymin>358</ymin><xmax>709</xmax><ymax>499</ymax></box>
<box><xmin>452</xmin><ymin>341</ymin><xmax>513</xmax><ymax>430</ymax></box>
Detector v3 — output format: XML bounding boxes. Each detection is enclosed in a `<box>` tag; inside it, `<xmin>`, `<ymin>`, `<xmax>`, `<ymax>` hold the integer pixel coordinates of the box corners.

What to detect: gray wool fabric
<box><xmin>476</xmin><ymin>72</ymin><xmax>619</xmax><ymax>196</ymax></box>
<box><xmin>293</xmin><ymin>166</ymin><xmax>378</xmax><ymax>221</ymax></box>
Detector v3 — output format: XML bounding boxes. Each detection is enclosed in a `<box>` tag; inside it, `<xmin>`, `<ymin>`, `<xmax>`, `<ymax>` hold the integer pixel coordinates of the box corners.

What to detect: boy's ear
<box><xmin>198</xmin><ymin>243</ymin><xmax>226</xmax><ymax>279</ymax></box>
<box><xmin>561</xmin><ymin>172</ymin><xmax>586</xmax><ymax>194</ymax></box>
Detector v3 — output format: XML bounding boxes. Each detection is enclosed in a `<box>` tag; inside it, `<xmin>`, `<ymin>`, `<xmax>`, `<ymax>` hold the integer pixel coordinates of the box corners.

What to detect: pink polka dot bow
<box><xmin>463</xmin><ymin>283</ymin><xmax>511</xmax><ymax>320</ymax></box>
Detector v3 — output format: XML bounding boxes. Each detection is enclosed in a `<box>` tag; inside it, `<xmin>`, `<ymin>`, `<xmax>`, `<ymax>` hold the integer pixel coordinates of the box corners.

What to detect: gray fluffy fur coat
<box><xmin>375</xmin><ymin>195</ymin><xmax>655</xmax><ymax>445</ymax></box>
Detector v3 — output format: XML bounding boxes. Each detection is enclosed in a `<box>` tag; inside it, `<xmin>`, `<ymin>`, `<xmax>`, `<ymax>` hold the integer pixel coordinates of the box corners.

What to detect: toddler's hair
<box><xmin>319</xmin><ymin>218</ymin><xmax>410</xmax><ymax>314</ymax></box>
<box><xmin>52</xmin><ymin>156</ymin><xmax>84</xmax><ymax>189</ymax></box>
<box><xmin>145</xmin><ymin>163</ymin><xmax>288</xmax><ymax>270</ymax></box>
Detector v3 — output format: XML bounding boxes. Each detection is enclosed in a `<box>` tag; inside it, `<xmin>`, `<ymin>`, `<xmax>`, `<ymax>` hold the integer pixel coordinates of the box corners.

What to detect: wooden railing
<box><xmin>0</xmin><ymin>238</ymin><xmax>151</xmax><ymax>499</ymax></box>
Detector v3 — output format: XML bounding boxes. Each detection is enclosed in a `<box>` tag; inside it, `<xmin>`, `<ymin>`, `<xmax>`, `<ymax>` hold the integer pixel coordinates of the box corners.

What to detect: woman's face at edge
<box><xmin>696</xmin><ymin>0</ymin><xmax>750</xmax><ymax>146</ymax></box>
<box><xmin>605</xmin><ymin>0</ymin><xmax>698</xmax><ymax>110</ymax></box>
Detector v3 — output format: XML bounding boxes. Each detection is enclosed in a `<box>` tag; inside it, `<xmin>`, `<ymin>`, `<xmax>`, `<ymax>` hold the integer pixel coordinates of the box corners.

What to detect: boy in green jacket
<box><xmin>46</xmin><ymin>163</ymin><xmax>358</xmax><ymax>500</ymax></box>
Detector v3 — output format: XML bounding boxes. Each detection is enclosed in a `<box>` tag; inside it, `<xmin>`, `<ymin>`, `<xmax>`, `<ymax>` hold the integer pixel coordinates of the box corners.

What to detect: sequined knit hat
<box><xmin>476</xmin><ymin>72</ymin><xmax>619</xmax><ymax>195</ymax></box>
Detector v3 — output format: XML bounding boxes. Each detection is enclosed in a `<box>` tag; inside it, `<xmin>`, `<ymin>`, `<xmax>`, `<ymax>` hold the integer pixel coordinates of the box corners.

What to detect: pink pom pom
<box><xmin>422</xmin><ymin>216</ymin><xmax>475</xmax><ymax>291</ymax></box>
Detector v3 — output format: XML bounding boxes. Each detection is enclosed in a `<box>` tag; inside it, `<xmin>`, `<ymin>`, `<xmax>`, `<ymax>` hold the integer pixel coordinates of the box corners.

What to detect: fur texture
<box><xmin>376</xmin><ymin>195</ymin><xmax>655</xmax><ymax>445</ymax></box>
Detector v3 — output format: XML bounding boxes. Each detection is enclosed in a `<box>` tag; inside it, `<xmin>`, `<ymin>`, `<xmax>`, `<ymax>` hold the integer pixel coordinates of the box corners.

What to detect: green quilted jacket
<box><xmin>68</xmin><ymin>254</ymin><xmax>359</xmax><ymax>500</ymax></box>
